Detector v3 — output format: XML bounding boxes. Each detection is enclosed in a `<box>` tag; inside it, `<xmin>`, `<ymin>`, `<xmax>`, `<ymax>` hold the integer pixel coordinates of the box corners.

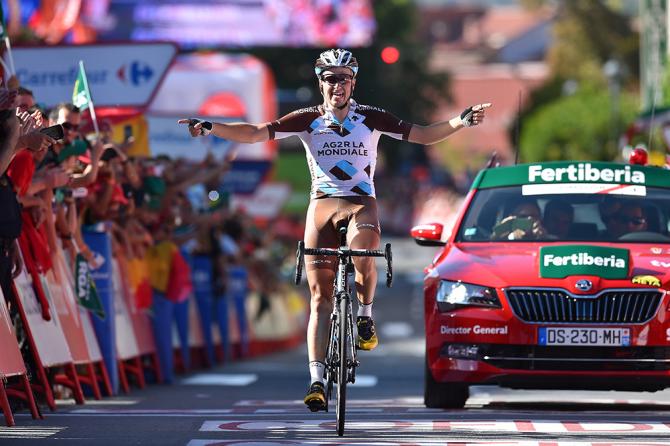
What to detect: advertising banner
<box><xmin>13</xmin><ymin>261</ymin><xmax>72</xmax><ymax>367</ymax></box>
<box><xmin>0</xmin><ymin>287</ymin><xmax>27</xmax><ymax>377</ymax></box>
<box><xmin>539</xmin><ymin>245</ymin><xmax>630</xmax><ymax>279</ymax></box>
<box><xmin>84</xmin><ymin>230</ymin><xmax>119</xmax><ymax>393</ymax></box>
<box><xmin>111</xmin><ymin>259</ymin><xmax>140</xmax><ymax>360</ymax></box>
<box><xmin>7</xmin><ymin>43</ymin><xmax>177</xmax><ymax>107</ymax></box>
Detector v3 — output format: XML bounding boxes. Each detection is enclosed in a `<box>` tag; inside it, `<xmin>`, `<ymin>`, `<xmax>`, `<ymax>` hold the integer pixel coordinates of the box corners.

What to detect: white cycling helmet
<box><xmin>314</xmin><ymin>49</ymin><xmax>359</xmax><ymax>77</ymax></box>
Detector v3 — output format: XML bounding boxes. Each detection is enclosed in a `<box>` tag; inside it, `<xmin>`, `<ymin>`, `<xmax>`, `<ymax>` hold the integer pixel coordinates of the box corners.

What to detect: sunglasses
<box><xmin>61</xmin><ymin>122</ymin><xmax>79</xmax><ymax>131</ymax></box>
<box><xmin>320</xmin><ymin>74</ymin><xmax>353</xmax><ymax>86</ymax></box>
<box><xmin>610</xmin><ymin>214</ymin><xmax>646</xmax><ymax>226</ymax></box>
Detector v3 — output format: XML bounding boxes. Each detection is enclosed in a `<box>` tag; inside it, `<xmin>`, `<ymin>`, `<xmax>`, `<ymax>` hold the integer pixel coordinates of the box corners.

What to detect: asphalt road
<box><xmin>3</xmin><ymin>238</ymin><xmax>670</xmax><ymax>445</ymax></box>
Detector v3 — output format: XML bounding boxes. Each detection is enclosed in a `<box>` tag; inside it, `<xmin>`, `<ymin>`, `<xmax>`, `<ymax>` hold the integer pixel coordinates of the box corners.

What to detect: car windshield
<box><xmin>456</xmin><ymin>186</ymin><xmax>670</xmax><ymax>243</ymax></box>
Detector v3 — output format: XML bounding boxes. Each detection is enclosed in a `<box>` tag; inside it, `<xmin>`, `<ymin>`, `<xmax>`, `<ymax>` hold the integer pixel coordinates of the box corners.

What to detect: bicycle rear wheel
<box><xmin>336</xmin><ymin>294</ymin><xmax>348</xmax><ymax>436</ymax></box>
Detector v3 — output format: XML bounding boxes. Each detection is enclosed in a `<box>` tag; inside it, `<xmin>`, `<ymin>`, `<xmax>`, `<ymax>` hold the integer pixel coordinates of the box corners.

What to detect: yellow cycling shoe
<box><xmin>356</xmin><ymin>316</ymin><xmax>378</xmax><ymax>350</ymax></box>
<box><xmin>304</xmin><ymin>381</ymin><xmax>327</xmax><ymax>412</ymax></box>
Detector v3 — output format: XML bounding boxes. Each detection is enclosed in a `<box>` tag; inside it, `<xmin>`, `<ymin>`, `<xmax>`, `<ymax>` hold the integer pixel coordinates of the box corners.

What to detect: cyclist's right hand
<box><xmin>177</xmin><ymin>118</ymin><xmax>213</xmax><ymax>137</ymax></box>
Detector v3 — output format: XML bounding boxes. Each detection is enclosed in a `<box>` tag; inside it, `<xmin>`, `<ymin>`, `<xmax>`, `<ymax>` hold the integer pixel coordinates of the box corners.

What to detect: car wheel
<box><xmin>424</xmin><ymin>360</ymin><xmax>469</xmax><ymax>409</ymax></box>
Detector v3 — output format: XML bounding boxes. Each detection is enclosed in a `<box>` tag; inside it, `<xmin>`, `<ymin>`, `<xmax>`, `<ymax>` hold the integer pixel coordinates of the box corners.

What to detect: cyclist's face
<box><xmin>320</xmin><ymin>68</ymin><xmax>355</xmax><ymax>108</ymax></box>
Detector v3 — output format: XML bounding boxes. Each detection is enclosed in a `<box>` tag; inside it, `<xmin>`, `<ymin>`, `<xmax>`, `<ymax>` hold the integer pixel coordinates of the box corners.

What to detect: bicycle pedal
<box><xmin>307</xmin><ymin>402</ymin><xmax>326</xmax><ymax>412</ymax></box>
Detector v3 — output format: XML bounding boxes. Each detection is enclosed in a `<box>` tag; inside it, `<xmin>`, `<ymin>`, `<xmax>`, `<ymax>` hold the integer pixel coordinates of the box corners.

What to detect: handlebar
<box><xmin>294</xmin><ymin>242</ymin><xmax>393</xmax><ymax>288</ymax></box>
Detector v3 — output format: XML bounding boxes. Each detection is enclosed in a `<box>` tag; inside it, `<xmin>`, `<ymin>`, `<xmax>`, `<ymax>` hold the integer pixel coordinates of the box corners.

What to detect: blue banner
<box><xmin>83</xmin><ymin>229</ymin><xmax>118</xmax><ymax>394</ymax></box>
<box><xmin>221</xmin><ymin>161</ymin><xmax>273</xmax><ymax>195</ymax></box>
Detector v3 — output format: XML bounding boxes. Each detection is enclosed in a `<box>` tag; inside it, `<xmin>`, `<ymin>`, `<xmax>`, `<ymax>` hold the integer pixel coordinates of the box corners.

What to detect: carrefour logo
<box><xmin>539</xmin><ymin>245</ymin><xmax>629</xmax><ymax>279</ymax></box>
<box><xmin>117</xmin><ymin>61</ymin><xmax>154</xmax><ymax>86</ymax></box>
<box><xmin>528</xmin><ymin>163</ymin><xmax>645</xmax><ymax>184</ymax></box>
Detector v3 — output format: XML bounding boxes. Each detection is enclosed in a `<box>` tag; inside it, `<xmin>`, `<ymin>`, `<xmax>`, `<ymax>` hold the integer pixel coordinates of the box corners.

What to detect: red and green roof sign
<box><xmin>471</xmin><ymin>162</ymin><xmax>670</xmax><ymax>190</ymax></box>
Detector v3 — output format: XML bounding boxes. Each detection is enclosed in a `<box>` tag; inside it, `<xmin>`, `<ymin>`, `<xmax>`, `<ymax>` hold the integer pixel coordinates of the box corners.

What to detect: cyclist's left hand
<box><xmin>460</xmin><ymin>103</ymin><xmax>492</xmax><ymax>127</ymax></box>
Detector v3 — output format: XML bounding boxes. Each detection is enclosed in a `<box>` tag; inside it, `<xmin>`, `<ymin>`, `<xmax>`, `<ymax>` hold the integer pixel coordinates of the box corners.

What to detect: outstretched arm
<box><xmin>408</xmin><ymin>103</ymin><xmax>492</xmax><ymax>145</ymax></box>
<box><xmin>178</xmin><ymin>118</ymin><xmax>270</xmax><ymax>144</ymax></box>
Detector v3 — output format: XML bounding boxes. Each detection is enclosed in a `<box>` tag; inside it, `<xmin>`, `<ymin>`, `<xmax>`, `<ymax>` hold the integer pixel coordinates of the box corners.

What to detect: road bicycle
<box><xmin>295</xmin><ymin>226</ymin><xmax>392</xmax><ymax>436</ymax></box>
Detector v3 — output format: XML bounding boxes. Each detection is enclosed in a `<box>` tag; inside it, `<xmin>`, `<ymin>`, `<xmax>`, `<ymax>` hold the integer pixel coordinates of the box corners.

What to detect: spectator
<box><xmin>543</xmin><ymin>199</ymin><xmax>574</xmax><ymax>239</ymax></box>
<box><xmin>0</xmin><ymin>99</ymin><xmax>23</xmax><ymax>301</ymax></box>
<box><xmin>492</xmin><ymin>198</ymin><xmax>546</xmax><ymax>240</ymax></box>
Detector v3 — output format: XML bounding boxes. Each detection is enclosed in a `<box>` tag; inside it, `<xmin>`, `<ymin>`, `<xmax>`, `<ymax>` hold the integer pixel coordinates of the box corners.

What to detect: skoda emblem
<box><xmin>575</xmin><ymin>279</ymin><xmax>592</xmax><ymax>292</ymax></box>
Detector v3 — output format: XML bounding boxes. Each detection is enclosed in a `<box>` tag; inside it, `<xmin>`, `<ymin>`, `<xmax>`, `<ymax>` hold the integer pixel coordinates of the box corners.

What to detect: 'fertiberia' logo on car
<box><xmin>539</xmin><ymin>245</ymin><xmax>629</xmax><ymax>279</ymax></box>
<box><xmin>528</xmin><ymin>163</ymin><xmax>645</xmax><ymax>184</ymax></box>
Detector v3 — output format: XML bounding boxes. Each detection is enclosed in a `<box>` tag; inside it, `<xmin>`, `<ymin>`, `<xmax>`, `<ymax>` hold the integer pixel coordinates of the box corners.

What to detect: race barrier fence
<box><xmin>0</xmin><ymin>222</ymin><xmax>308</xmax><ymax>426</ymax></box>
<box><xmin>0</xmin><ymin>287</ymin><xmax>40</xmax><ymax>426</ymax></box>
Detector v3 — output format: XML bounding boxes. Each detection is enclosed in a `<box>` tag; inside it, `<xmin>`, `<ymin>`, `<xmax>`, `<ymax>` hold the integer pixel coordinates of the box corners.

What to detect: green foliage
<box><xmin>274</xmin><ymin>151</ymin><xmax>311</xmax><ymax>214</ymax></box>
<box><xmin>513</xmin><ymin>0</ymin><xmax>641</xmax><ymax>162</ymax></box>
<box><xmin>519</xmin><ymin>88</ymin><xmax>639</xmax><ymax>162</ymax></box>
<box><xmin>548</xmin><ymin>2</ymin><xmax>639</xmax><ymax>86</ymax></box>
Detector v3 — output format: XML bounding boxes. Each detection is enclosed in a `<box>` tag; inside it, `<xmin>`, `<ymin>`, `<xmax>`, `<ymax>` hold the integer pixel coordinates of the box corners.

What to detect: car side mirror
<box><xmin>410</xmin><ymin>223</ymin><xmax>446</xmax><ymax>246</ymax></box>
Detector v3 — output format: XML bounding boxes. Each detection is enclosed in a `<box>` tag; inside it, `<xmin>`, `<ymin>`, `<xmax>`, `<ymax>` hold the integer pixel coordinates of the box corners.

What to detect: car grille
<box><xmin>476</xmin><ymin>344</ymin><xmax>670</xmax><ymax>372</ymax></box>
<box><xmin>505</xmin><ymin>289</ymin><xmax>663</xmax><ymax>324</ymax></box>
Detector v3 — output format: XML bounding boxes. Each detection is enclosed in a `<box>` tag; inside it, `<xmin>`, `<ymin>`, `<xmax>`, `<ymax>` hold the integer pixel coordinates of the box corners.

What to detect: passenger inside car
<box><xmin>492</xmin><ymin>198</ymin><xmax>546</xmax><ymax>240</ymax></box>
<box><xmin>543</xmin><ymin>199</ymin><xmax>574</xmax><ymax>239</ymax></box>
<box><xmin>599</xmin><ymin>199</ymin><xmax>648</xmax><ymax>239</ymax></box>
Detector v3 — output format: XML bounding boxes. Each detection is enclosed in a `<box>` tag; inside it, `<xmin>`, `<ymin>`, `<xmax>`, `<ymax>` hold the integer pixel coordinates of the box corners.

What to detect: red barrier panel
<box><xmin>111</xmin><ymin>258</ymin><xmax>141</xmax><ymax>393</ymax></box>
<box><xmin>117</xmin><ymin>255</ymin><xmax>162</xmax><ymax>383</ymax></box>
<box><xmin>60</xmin><ymin>246</ymin><xmax>113</xmax><ymax>398</ymax></box>
<box><xmin>0</xmin><ymin>287</ymin><xmax>40</xmax><ymax>426</ymax></box>
<box><xmin>12</xmin><ymin>257</ymin><xmax>74</xmax><ymax>411</ymax></box>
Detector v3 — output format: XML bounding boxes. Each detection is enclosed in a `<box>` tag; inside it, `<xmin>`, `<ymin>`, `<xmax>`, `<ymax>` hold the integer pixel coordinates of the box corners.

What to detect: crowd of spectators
<box><xmin>0</xmin><ymin>78</ymin><xmax>301</xmax><ymax>333</ymax></box>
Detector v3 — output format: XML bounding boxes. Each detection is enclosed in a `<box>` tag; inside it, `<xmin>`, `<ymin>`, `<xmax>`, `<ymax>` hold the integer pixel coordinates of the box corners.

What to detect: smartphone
<box><xmin>39</xmin><ymin>124</ymin><xmax>65</xmax><ymax>140</ymax></box>
<box><xmin>101</xmin><ymin>146</ymin><xmax>119</xmax><ymax>162</ymax></box>
<box><xmin>123</xmin><ymin>124</ymin><xmax>133</xmax><ymax>142</ymax></box>
<box><xmin>511</xmin><ymin>216</ymin><xmax>534</xmax><ymax>232</ymax></box>
<box><xmin>492</xmin><ymin>216</ymin><xmax>534</xmax><ymax>239</ymax></box>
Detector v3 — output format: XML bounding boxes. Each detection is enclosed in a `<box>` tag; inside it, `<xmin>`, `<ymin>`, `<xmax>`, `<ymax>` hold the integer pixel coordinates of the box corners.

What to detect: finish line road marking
<box><xmin>0</xmin><ymin>426</ymin><xmax>65</xmax><ymax>439</ymax></box>
<box><xmin>199</xmin><ymin>419</ymin><xmax>670</xmax><ymax>433</ymax></box>
<box><xmin>180</xmin><ymin>374</ymin><xmax>258</xmax><ymax>386</ymax></box>
<box><xmin>188</xmin><ymin>441</ymin><xmax>670</xmax><ymax>446</ymax></box>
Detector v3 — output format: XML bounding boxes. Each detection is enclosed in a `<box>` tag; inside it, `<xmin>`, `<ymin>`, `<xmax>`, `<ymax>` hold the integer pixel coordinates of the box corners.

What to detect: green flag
<box><xmin>72</xmin><ymin>60</ymin><xmax>100</xmax><ymax>134</ymax></box>
<box><xmin>75</xmin><ymin>253</ymin><xmax>106</xmax><ymax>319</ymax></box>
<box><xmin>72</xmin><ymin>61</ymin><xmax>92</xmax><ymax>111</ymax></box>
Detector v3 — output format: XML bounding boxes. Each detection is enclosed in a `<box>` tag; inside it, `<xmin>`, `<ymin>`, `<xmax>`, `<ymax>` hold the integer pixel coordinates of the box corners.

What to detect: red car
<box><xmin>412</xmin><ymin>160</ymin><xmax>670</xmax><ymax>408</ymax></box>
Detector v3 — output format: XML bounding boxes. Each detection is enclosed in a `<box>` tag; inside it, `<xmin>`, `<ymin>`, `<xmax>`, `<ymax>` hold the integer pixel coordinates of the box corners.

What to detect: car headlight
<box><xmin>436</xmin><ymin>280</ymin><xmax>501</xmax><ymax>312</ymax></box>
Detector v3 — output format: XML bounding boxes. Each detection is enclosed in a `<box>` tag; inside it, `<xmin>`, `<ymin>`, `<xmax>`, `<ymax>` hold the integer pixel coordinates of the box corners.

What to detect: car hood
<box><xmin>431</xmin><ymin>242</ymin><xmax>670</xmax><ymax>292</ymax></box>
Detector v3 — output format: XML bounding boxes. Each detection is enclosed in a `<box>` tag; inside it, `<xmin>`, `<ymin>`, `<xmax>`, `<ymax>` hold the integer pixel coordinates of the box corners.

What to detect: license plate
<box><xmin>538</xmin><ymin>327</ymin><xmax>630</xmax><ymax>346</ymax></box>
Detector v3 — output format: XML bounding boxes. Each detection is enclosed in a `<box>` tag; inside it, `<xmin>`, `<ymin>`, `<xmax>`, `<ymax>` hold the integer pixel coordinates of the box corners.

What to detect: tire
<box><xmin>424</xmin><ymin>359</ymin><xmax>469</xmax><ymax>409</ymax></box>
<box><xmin>336</xmin><ymin>295</ymin><xmax>348</xmax><ymax>436</ymax></box>
<box><xmin>324</xmin><ymin>317</ymin><xmax>337</xmax><ymax>412</ymax></box>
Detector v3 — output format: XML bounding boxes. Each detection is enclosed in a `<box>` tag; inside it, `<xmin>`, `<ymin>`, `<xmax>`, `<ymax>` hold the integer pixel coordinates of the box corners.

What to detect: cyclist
<box><xmin>179</xmin><ymin>48</ymin><xmax>491</xmax><ymax>411</ymax></box>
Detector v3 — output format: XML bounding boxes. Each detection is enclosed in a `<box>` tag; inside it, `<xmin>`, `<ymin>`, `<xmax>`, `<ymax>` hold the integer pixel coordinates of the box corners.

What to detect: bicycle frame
<box><xmin>295</xmin><ymin>228</ymin><xmax>392</xmax><ymax>436</ymax></box>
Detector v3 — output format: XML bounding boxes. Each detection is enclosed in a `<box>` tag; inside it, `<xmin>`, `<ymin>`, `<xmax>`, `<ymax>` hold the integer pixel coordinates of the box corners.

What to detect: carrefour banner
<box><xmin>539</xmin><ymin>245</ymin><xmax>630</xmax><ymax>279</ymax></box>
<box><xmin>7</xmin><ymin>43</ymin><xmax>177</xmax><ymax>107</ymax></box>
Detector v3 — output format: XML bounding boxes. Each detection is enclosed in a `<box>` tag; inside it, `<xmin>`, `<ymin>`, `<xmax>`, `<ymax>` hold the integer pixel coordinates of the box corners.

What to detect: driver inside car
<box><xmin>599</xmin><ymin>199</ymin><xmax>648</xmax><ymax>239</ymax></box>
<box><xmin>492</xmin><ymin>198</ymin><xmax>547</xmax><ymax>240</ymax></box>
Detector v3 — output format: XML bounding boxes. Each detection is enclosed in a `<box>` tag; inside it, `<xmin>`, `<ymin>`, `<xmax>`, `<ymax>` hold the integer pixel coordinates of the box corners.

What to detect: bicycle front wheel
<box><xmin>336</xmin><ymin>294</ymin><xmax>348</xmax><ymax>436</ymax></box>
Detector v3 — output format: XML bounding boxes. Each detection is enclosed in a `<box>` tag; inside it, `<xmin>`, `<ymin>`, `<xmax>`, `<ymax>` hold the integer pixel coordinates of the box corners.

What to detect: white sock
<box><xmin>357</xmin><ymin>302</ymin><xmax>373</xmax><ymax>318</ymax></box>
<box><xmin>309</xmin><ymin>361</ymin><xmax>325</xmax><ymax>384</ymax></box>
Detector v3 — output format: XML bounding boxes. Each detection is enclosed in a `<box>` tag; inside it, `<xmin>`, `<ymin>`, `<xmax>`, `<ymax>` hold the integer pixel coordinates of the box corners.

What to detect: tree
<box><xmin>514</xmin><ymin>0</ymin><xmax>640</xmax><ymax>162</ymax></box>
<box><xmin>519</xmin><ymin>88</ymin><xmax>639</xmax><ymax>162</ymax></box>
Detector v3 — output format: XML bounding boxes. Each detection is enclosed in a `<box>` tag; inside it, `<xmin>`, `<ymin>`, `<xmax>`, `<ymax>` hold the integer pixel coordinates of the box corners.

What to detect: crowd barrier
<box><xmin>0</xmin><ymin>222</ymin><xmax>308</xmax><ymax>426</ymax></box>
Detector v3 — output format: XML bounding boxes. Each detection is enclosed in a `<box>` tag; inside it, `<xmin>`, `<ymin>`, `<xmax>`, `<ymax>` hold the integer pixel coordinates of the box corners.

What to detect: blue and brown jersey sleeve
<box><xmin>267</xmin><ymin>106</ymin><xmax>321</xmax><ymax>140</ymax></box>
<box><xmin>358</xmin><ymin>105</ymin><xmax>413</xmax><ymax>141</ymax></box>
